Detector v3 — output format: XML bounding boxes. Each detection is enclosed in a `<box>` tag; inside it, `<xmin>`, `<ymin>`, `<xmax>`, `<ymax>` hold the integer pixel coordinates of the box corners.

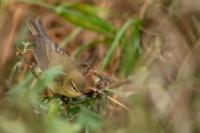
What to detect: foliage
<box><xmin>1</xmin><ymin>0</ymin><xmax>199</xmax><ymax>133</ymax></box>
<box><xmin>0</xmin><ymin>0</ymin><xmax>144</xmax><ymax>132</ymax></box>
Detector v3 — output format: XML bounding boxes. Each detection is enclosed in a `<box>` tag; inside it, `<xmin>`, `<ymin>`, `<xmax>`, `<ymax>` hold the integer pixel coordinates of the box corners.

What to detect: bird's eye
<box><xmin>70</xmin><ymin>80</ymin><xmax>76</xmax><ymax>89</ymax></box>
<box><xmin>69</xmin><ymin>80</ymin><xmax>80</xmax><ymax>92</ymax></box>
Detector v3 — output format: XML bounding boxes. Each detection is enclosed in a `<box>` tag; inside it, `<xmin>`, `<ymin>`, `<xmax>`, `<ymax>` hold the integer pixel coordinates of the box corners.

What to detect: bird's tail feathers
<box><xmin>26</xmin><ymin>17</ymin><xmax>47</xmax><ymax>36</ymax></box>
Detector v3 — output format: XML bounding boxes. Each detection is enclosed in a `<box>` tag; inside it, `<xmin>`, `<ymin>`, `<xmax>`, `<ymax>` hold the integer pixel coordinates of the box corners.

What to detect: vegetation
<box><xmin>0</xmin><ymin>0</ymin><xmax>199</xmax><ymax>133</ymax></box>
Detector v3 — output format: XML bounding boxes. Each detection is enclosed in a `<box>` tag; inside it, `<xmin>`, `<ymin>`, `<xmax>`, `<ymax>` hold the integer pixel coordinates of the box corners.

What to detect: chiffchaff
<box><xmin>26</xmin><ymin>18</ymin><xmax>85</xmax><ymax>98</ymax></box>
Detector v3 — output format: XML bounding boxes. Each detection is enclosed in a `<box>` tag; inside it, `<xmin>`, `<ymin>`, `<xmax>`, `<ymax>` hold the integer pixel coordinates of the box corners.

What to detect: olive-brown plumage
<box><xmin>26</xmin><ymin>18</ymin><xmax>85</xmax><ymax>97</ymax></box>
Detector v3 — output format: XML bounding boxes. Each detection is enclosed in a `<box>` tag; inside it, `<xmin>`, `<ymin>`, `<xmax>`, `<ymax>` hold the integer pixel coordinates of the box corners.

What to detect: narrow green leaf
<box><xmin>18</xmin><ymin>0</ymin><xmax>114</xmax><ymax>35</ymax></box>
<box><xmin>55</xmin><ymin>5</ymin><xmax>114</xmax><ymax>35</ymax></box>
<box><xmin>101</xmin><ymin>19</ymin><xmax>134</xmax><ymax>70</ymax></box>
<box><xmin>62</xmin><ymin>3</ymin><xmax>106</xmax><ymax>16</ymax></box>
<box><xmin>59</xmin><ymin>27</ymin><xmax>82</xmax><ymax>48</ymax></box>
<box><xmin>120</xmin><ymin>18</ymin><xmax>143</xmax><ymax>77</ymax></box>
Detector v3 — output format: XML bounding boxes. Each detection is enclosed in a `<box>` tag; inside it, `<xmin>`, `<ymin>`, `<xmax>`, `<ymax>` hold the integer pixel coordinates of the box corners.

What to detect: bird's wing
<box><xmin>27</xmin><ymin>18</ymin><xmax>64</xmax><ymax>70</ymax></box>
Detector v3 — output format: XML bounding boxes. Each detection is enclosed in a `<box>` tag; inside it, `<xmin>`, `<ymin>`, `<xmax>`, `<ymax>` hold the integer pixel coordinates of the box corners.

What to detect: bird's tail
<box><xmin>26</xmin><ymin>17</ymin><xmax>48</xmax><ymax>37</ymax></box>
<box><xmin>26</xmin><ymin>18</ymin><xmax>50</xmax><ymax>70</ymax></box>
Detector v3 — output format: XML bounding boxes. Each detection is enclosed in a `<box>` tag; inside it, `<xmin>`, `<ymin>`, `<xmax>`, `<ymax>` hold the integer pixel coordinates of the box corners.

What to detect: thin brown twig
<box><xmin>86</xmin><ymin>88</ymin><xmax>132</xmax><ymax>112</ymax></box>
<box><xmin>106</xmin><ymin>95</ymin><xmax>131</xmax><ymax>112</ymax></box>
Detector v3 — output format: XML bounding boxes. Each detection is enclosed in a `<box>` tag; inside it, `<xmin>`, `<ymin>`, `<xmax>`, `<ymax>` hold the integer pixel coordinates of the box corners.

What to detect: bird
<box><xmin>26</xmin><ymin>18</ymin><xmax>85</xmax><ymax>98</ymax></box>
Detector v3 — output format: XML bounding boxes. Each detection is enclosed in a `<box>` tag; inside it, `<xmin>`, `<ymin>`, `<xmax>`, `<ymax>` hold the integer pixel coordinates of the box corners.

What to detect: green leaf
<box><xmin>54</xmin><ymin>5</ymin><xmax>114</xmax><ymax>35</ymax></box>
<box><xmin>18</xmin><ymin>0</ymin><xmax>114</xmax><ymax>35</ymax></box>
<box><xmin>47</xmin><ymin>99</ymin><xmax>61</xmax><ymax>120</ymax></box>
<box><xmin>62</xmin><ymin>3</ymin><xmax>106</xmax><ymax>16</ymax></box>
<box><xmin>67</xmin><ymin>105</ymin><xmax>81</xmax><ymax>118</ymax></box>
<box><xmin>59</xmin><ymin>27</ymin><xmax>82</xmax><ymax>48</ymax></box>
<box><xmin>120</xmin><ymin>18</ymin><xmax>143</xmax><ymax>77</ymax></box>
<box><xmin>8</xmin><ymin>66</ymin><xmax>62</xmax><ymax>108</ymax></box>
<box><xmin>75</xmin><ymin>107</ymin><xmax>102</xmax><ymax>130</ymax></box>
<box><xmin>101</xmin><ymin>19</ymin><xmax>134</xmax><ymax>70</ymax></box>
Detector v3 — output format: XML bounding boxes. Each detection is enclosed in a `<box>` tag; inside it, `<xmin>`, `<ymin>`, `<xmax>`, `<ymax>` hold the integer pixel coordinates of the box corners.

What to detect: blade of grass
<box><xmin>55</xmin><ymin>5</ymin><xmax>114</xmax><ymax>36</ymax></box>
<box><xmin>59</xmin><ymin>27</ymin><xmax>82</xmax><ymax>48</ymax></box>
<box><xmin>18</xmin><ymin>0</ymin><xmax>115</xmax><ymax>35</ymax></box>
<box><xmin>106</xmin><ymin>95</ymin><xmax>131</xmax><ymax>112</ymax></box>
<box><xmin>101</xmin><ymin>19</ymin><xmax>134</xmax><ymax>70</ymax></box>
<box><xmin>120</xmin><ymin>18</ymin><xmax>143</xmax><ymax>77</ymax></box>
<box><xmin>62</xmin><ymin>3</ymin><xmax>107</xmax><ymax>16</ymax></box>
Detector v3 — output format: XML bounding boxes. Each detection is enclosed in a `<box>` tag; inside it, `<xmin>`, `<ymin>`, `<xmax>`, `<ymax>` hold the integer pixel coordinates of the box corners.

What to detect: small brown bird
<box><xmin>26</xmin><ymin>18</ymin><xmax>85</xmax><ymax>97</ymax></box>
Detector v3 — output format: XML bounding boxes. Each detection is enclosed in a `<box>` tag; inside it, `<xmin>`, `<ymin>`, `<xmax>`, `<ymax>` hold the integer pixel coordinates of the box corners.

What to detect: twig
<box><xmin>84</xmin><ymin>86</ymin><xmax>132</xmax><ymax>112</ymax></box>
<box><xmin>106</xmin><ymin>95</ymin><xmax>131</xmax><ymax>112</ymax></box>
